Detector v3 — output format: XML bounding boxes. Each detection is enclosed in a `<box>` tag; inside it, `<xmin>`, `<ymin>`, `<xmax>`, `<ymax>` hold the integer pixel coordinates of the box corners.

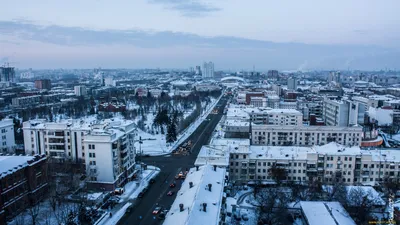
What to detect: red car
<box><xmin>152</xmin><ymin>206</ymin><xmax>162</xmax><ymax>215</ymax></box>
<box><xmin>169</xmin><ymin>183</ymin><xmax>176</xmax><ymax>188</ymax></box>
<box><xmin>167</xmin><ymin>191</ymin><xmax>174</xmax><ymax>196</ymax></box>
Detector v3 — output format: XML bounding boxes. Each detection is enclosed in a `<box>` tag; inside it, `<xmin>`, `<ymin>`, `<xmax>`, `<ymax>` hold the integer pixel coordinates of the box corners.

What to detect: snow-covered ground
<box><xmin>137</xmin><ymin>94</ymin><xmax>222</xmax><ymax>155</ymax></box>
<box><xmin>8</xmin><ymin>200</ymin><xmax>79</xmax><ymax>225</ymax></box>
<box><xmin>97</xmin><ymin>202</ymin><xmax>131</xmax><ymax>225</ymax></box>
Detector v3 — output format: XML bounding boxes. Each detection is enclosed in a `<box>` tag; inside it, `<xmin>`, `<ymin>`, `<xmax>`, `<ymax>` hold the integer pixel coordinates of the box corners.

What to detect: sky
<box><xmin>0</xmin><ymin>0</ymin><xmax>399</xmax><ymax>70</ymax></box>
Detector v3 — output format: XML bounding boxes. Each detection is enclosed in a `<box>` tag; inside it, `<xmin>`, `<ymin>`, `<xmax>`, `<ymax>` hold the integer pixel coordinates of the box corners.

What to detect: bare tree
<box><xmin>253</xmin><ymin>188</ymin><xmax>291</xmax><ymax>225</ymax></box>
<box><xmin>13</xmin><ymin>210</ymin><xmax>26</xmax><ymax>225</ymax></box>
<box><xmin>27</xmin><ymin>203</ymin><xmax>41</xmax><ymax>225</ymax></box>
<box><xmin>269</xmin><ymin>163</ymin><xmax>287</xmax><ymax>186</ymax></box>
<box><xmin>345</xmin><ymin>187</ymin><xmax>376</xmax><ymax>224</ymax></box>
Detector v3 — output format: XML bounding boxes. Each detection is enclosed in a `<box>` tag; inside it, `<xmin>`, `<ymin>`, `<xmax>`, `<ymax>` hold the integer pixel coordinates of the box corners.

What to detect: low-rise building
<box><xmin>0</xmin><ymin>155</ymin><xmax>48</xmax><ymax>223</ymax></box>
<box><xmin>11</xmin><ymin>95</ymin><xmax>41</xmax><ymax>107</ymax></box>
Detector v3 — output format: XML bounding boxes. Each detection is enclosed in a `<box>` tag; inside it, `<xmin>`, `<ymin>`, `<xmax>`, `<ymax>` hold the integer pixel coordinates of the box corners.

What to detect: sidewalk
<box><xmin>96</xmin><ymin>167</ymin><xmax>160</xmax><ymax>225</ymax></box>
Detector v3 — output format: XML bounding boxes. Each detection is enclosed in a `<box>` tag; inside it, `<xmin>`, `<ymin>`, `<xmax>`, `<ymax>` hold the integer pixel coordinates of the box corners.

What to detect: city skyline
<box><xmin>1</xmin><ymin>0</ymin><xmax>400</xmax><ymax>70</ymax></box>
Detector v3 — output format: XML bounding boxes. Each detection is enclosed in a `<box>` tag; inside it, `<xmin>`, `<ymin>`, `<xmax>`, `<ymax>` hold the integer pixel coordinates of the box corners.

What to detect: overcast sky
<box><xmin>1</xmin><ymin>0</ymin><xmax>400</xmax><ymax>70</ymax></box>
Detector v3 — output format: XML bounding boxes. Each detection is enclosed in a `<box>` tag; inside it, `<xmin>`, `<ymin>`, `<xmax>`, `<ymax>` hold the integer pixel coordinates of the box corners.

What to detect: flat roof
<box><xmin>300</xmin><ymin>201</ymin><xmax>356</xmax><ymax>225</ymax></box>
<box><xmin>163</xmin><ymin>165</ymin><xmax>226</xmax><ymax>225</ymax></box>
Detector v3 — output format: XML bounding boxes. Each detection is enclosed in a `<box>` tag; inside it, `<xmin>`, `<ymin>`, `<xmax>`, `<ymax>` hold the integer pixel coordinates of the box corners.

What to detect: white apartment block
<box><xmin>0</xmin><ymin>119</ymin><xmax>16</xmax><ymax>152</ymax></box>
<box><xmin>323</xmin><ymin>98</ymin><xmax>350</xmax><ymax>126</ymax></box>
<box><xmin>250</xmin><ymin>97</ymin><xmax>266</xmax><ymax>107</ymax></box>
<box><xmin>23</xmin><ymin>117</ymin><xmax>136</xmax><ymax>190</ymax></box>
<box><xmin>279</xmin><ymin>101</ymin><xmax>297</xmax><ymax>109</ymax></box>
<box><xmin>229</xmin><ymin>142</ymin><xmax>400</xmax><ymax>186</ymax></box>
<box><xmin>251</xmin><ymin>124</ymin><xmax>362</xmax><ymax>147</ymax></box>
<box><xmin>202</xmin><ymin>61</ymin><xmax>214</xmax><ymax>79</ymax></box>
<box><xmin>74</xmin><ymin>85</ymin><xmax>87</xmax><ymax>97</ymax></box>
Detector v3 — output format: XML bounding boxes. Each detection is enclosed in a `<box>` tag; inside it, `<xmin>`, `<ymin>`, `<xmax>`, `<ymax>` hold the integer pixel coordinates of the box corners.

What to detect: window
<box><xmin>258</xmin><ymin>169</ymin><xmax>261</xmax><ymax>173</ymax></box>
<box><xmin>262</xmin><ymin>169</ymin><xmax>266</xmax><ymax>173</ymax></box>
<box><xmin>294</xmin><ymin>163</ymin><xmax>297</xmax><ymax>167</ymax></box>
<box><xmin>235</xmin><ymin>155</ymin><xmax>239</xmax><ymax>159</ymax></box>
<box><xmin>230</xmin><ymin>162</ymin><xmax>233</xmax><ymax>166</ymax></box>
<box><xmin>349</xmin><ymin>157</ymin><xmax>352</xmax><ymax>161</ymax></box>
<box><xmin>267</xmin><ymin>162</ymin><xmax>271</xmax><ymax>166</ymax></box>
<box><xmin>258</xmin><ymin>162</ymin><xmax>261</xmax><ymax>166</ymax></box>
<box><xmin>263</xmin><ymin>162</ymin><xmax>266</xmax><ymax>166</ymax></box>
<box><xmin>235</xmin><ymin>162</ymin><xmax>239</xmax><ymax>166</ymax></box>
<box><xmin>243</xmin><ymin>155</ymin><xmax>246</xmax><ymax>159</ymax></box>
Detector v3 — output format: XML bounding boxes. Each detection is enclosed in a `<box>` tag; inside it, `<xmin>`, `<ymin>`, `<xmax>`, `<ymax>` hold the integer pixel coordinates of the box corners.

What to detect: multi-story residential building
<box><xmin>279</xmin><ymin>101</ymin><xmax>297</xmax><ymax>109</ymax></box>
<box><xmin>84</xmin><ymin>126</ymin><xmax>136</xmax><ymax>190</ymax></box>
<box><xmin>264</xmin><ymin>109</ymin><xmax>303</xmax><ymax>126</ymax></box>
<box><xmin>202</xmin><ymin>61</ymin><xmax>214</xmax><ymax>79</ymax></box>
<box><xmin>251</xmin><ymin>124</ymin><xmax>362</xmax><ymax>146</ymax></box>
<box><xmin>11</xmin><ymin>95</ymin><xmax>41</xmax><ymax>107</ymax></box>
<box><xmin>323</xmin><ymin>98</ymin><xmax>350</xmax><ymax>126</ymax></box>
<box><xmin>0</xmin><ymin>155</ymin><xmax>48</xmax><ymax>223</ymax></box>
<box><xmin>0</xmin><ymin>119</ymin><xmax>16</xmax><ymax>153</ymax></box>
<box><xmin>74</xmin><ymin>85</ymin><xmax>87</xmax><ymax>97</ymax></box>
<box><xmin>249</xmin><ymin>96</ymin><xmax>266</xmax><ymax>107</ymax></box>
<box><xmin>0</xmin><ymin>67</ymin><xmax>15</xmax><ymax>83</ymax></box>
<box><xmin>23</xmin><ymin>117</ymin><xmax>136</xmax><ymax>190</ymax></box>
<box><xmin>34</xmin><ymin>79</ymin><xmax>51</xmax><ymax>90</ymax></box>
<box><xmin>287</xmin><ymin>77</ymin><xmax>297</xmax><ymax>90</ymax></box>
<box><xmin>228</xmin><ymin>142</ymin><xmax>400</xmax><ymax>186</ymax></box>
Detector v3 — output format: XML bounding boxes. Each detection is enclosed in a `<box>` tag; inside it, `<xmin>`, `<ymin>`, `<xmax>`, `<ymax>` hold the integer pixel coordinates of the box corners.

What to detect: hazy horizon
<box><xmin>1</xmin><ymin>0</ymin><xmax>400</xmax><ymax>70</ymax></box>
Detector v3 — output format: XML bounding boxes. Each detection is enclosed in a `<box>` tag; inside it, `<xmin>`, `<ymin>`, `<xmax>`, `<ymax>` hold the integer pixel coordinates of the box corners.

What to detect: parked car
<box><xmin>126</xmin><ymin>204</ymin><xmax>135</xmax><ymax>213</ymax></box>
<box><xmin>114</xmin><ymin>188</ymin><xmax>125</xmax><ymax>195</ymax></box>
<box><xmin>138</xmin><ymin>191</ymin><xmax>145</xmax><ymax>198</ymax></box>
<box><xmin>152</xmin><ymin>206</ymin><xmax>162</xmax><ymax>215</ymax></box>
<box><xmin>167</xmin><ymin>191</ymin><xmax>174</xmax><ymax>196</ymax></box>
<box><xmin>149</xmin><ymin>179</ymin><xmax>156</xmax><ymax>184</ymax></box>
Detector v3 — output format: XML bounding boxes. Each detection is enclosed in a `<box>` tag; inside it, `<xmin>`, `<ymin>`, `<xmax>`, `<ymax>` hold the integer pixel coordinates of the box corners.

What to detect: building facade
<box><xmin>0</xmin><ymin>119</ymin><xmax>16</xmax><ymax>153</ymax></box>
<box><xmin>74</xmin><ymin>85</ymin><xmax>87</xmax><ymax>97</ymax></box>
<box><xmin>229</xmin><ymin>143</ymin><xmax>400</xmax><ymax>186</ymax></box>
<box><xmin>0</xmin><ymin>155</ymin><xmax>48</xmax><ymax>223</ymax></box>
<box><xmin>202</xmin><ymin>61</ymin><xmax>214</xmax><ymax>79</ymax></box>
<box><xmin>323</xmin><ymin>98</ymin><xmax>350</xmax><ymax>126</ymax></box>
<box><xmin>23</xmin><ymin>118</ymin><xmax>136</xmax><ymax>190</ymax></box>
<box><xmin>34</xmin><ymin>79</ymin><xmax>52</xmax><ymax>90</ymax></box>
<box><xmin>251</xmin><ymin>124</ymin><xmax>362</xmax><ymax>146</ymax></box>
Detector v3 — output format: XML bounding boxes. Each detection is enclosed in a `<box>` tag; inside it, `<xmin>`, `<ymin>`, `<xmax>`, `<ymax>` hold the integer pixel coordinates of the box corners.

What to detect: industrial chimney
<box><xmin>189</xmin><ymin>182</ymin><xmax>193</xmax><ymax>188</ymax></box>
<box><xmin>208</xmin><ymin>183</ymin><xmax>212</xmax><ymax>192</ymax></box>
<box><xmin>196</xmin><ymin>166</ymin><xmax>199</xmax><ymax>171</ymax></box>
<box><xmin>213</xmin><ymin>165</ymin><xmax>217</xmax><ymax>171</ymax></box>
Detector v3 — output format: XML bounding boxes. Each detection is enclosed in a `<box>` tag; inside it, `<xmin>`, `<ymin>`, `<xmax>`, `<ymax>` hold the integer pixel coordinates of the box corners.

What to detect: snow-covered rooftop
<box><xmin>0</xmin><ymin>155</ymin><xmax>46</xmax><ymax>178</ymax></box>
<box><xmin>163</xmin><ymin>165</ymin><xmax>226</xmax><ymax>225</ymax></box>
<box><xmin>300</xmin><ymin>201</ymin><xmax>356</xmax><ymax>225</ymax></box>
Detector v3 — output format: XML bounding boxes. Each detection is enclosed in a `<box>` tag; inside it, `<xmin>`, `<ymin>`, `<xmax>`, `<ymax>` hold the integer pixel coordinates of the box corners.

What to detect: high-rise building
<box><xmin>0</xmin><ymin>66</ymin><xmax>15</xmax><ymax>83</ymax></box>
<box><xmin>328</xmin><ymin>71</ymin><xmax>341</xmax><ymax>83</ymax></box>
<box><xmin>287</xmin><ymin>77</ymin><xmax>297</xmax><ymax>90</ymax></box>
<box><xmin>202</xmin><ymin>62</ymin><xmax>214</xmax><ymax>78</ymax></box>
<box><xmin>34</xmin><ymin>79</ymin><xmax>52</xmax><ymax>90</ymax></box>
<box><xmin>195</xmin><ymin>66</ymin><xmax>201</xmax><ymax>75</ymax></box>
<box><xmin>74</xmin><ymin>85</ymin><xmax>87</xmax><ymax>97</ymax></box>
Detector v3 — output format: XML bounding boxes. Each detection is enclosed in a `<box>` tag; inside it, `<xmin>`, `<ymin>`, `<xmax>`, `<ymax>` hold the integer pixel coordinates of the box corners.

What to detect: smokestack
<box><xmin>208</xmin><ymin>183</ymin><xmax>212</xmax><ymax>192</ymax></box>
<box><xmin>196</xmin><ymin>166</ymin><xmax>199</xmax><ymax>171</ymax></box>
<box><xmin>202</xmin><ymin>203</ymin><xmax>207</xmax><ymax>212</ymax></box>
<box><xmin>179</xmin><ymin>203</ymin><xmax>184</xmax><ymax>212</ymax></box>
<box><xmin>189</xmin><ymin>182</ymin><xmax>193</xmax><ymax>188</ymax></box>
<box><xmin>213</xmin><ymin>165</ymin><xmax>217</xmax><ymax>171</ymax></box>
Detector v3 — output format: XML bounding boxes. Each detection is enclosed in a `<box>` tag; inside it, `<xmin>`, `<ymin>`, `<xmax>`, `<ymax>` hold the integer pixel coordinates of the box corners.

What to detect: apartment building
<box><xmin>0</xmin><ymin>119</ymin><xmax>15</xmax><ymax>152</ymax></box>
<box><xmin>84</xmin><ymin>126</ymin><xmax>136</xmax><ymax>190</ymax></box>
<box><xmin>11</xmin><ymin>95</ymin><xmax>41</xmax><ymax>107</ymax></box>
<box><xmin>251</xmin><ymin>124</ymin><xmax>362</xmax><ymax>146</ymax></box>
<box><xmin>0</xmin><ymin>155</ymin><xmax>48</xmax><ymax>223</ymax></box>
<box><xmin>323</xmin><ymin>98</ymin><xmax>350</xmax><ymax>126</ymax></box>
<box><xmin>229</xmin><ymin>142</ymin><xmax>400</xmax><ymax>186</ymax></box>
<box><xmin>23</xmin><ymin>117</ymin><xmax>136</xmax><ymax>190</ymax></box>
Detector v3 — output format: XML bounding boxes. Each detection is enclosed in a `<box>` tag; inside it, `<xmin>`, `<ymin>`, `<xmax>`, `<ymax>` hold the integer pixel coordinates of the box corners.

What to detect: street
<box><xmin>117</xmin><ymin>95</ymin><xmax>229</xmax><ymax>225</ymax></box>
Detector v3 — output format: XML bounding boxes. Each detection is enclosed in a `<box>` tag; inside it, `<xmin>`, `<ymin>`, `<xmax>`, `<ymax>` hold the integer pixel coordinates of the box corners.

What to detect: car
<box><xmin>167</xmin><ymin>191</ymin><xmax>174</xmax><ymax>196</ymax></box>
<box><xmin>149</xmin><ymin>179</ymin><xmax>156</xmax><ymax>184</ymax></box>
<box><xmin>126</xmin><ymin>204</ymin><xmax>135</xmax><ymax>213</ymax></box>
<box><xmin>138</xmin><ymin>191</ymin><xmax>144</xmax><ymax>198</ymax></box>
<box><xmin>152</xmin><ymin>206</ymin><xmax>162</xmax><ymax>215</ymax></box>
<box><xmin>169</xmin><ymin>183</ymin><xmax>176</xmax><ymax>188</ymax></box>
<box><xmin>114</xmin><ymin>187</ymin><xmax>124</xmax><ymax>195</ymax></box>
